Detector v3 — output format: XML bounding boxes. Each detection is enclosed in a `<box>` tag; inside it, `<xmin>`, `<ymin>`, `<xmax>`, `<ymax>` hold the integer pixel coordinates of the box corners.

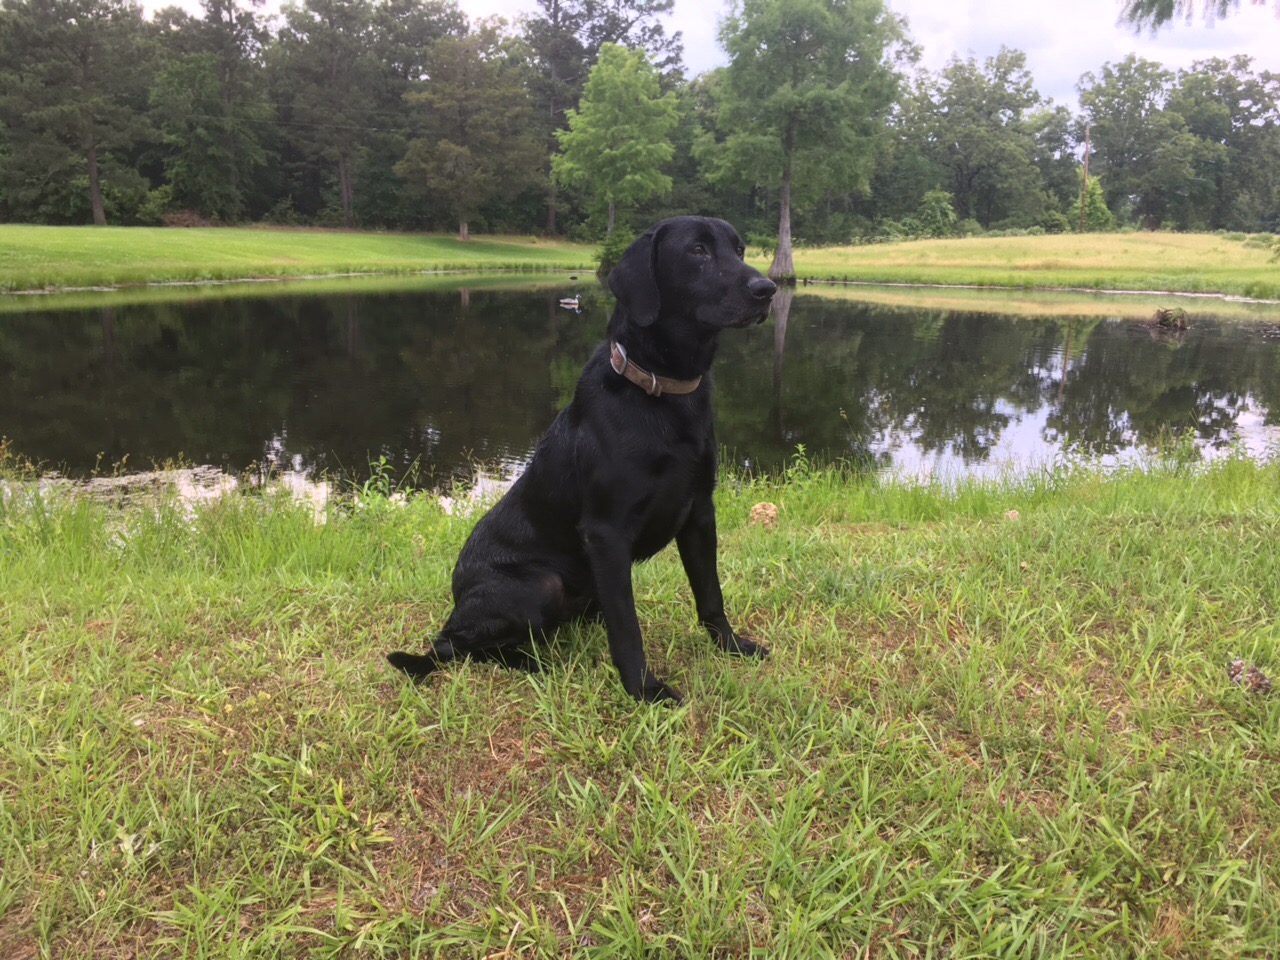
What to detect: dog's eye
<box><xmin>735</xmin><ymin>246</ymin><xmax>745</xmax><ymax>259</ymax></box>
<box><xmin>689</xmin><ymin>244</ymin><xmax>707</xmax><ymax>256</ymax></box>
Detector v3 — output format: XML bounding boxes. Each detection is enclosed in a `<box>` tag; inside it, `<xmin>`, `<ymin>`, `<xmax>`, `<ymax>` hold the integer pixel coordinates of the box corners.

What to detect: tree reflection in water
<box><xmin>1</xmin><ymin>286</ymin><xmax>1277</xmax><ymax>487</ymax></box>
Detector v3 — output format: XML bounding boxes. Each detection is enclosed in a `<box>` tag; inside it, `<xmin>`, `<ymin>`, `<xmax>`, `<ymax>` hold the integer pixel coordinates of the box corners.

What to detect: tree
<box><xmin>552</xmin><ymin>43</ymin><xmax>678</xmax><ymax>236</ymax></box>
<box><xmin>915</xmin><ymin>47</ymin><xmax>1045</xmax><ymax>227</ymax></box>
<box><xmin>703</xmin><ymin>0</ymin><xmax>901</xmax><ymax>278</ymax></box>
<box><xmin>272</xmin><ymin>0</ymin><xmax>380</xmax><ymax>227</ymax></box>
<box><xmin>0</xmin><ymin>0</ymin><xmax>153</xmax><ymax>225</ymax></box>
<box><xmin>915</xmin><ymin>189</ymin><xmax>957</xmax><ymax>237</ymax></box>
<box><xmin>395</xmin><ymin>22</ymin><xmax>544</xmax><ymax>240</ymax></box>
<box><xmin>1077</xmin><ymin>55</ymin><xmax>1208</xmax><ymax>229</ymax></box>
<box><xmin>149</xmin><ymin>0</ymin><xmax>274</xmax><ymax>221</ymax></box>
<box><xmin>523</xmin><ymin>0</ymin><xmax>683</xmax><ymax>233</ymax></box>
<box><xmin>1067</xmin><ymin>171</ymin><xmax>1116</xmax><ymax>231</ymax></box>
<box><xmin>1120</xmin><ymin>0</ymin><xmax>1276</xmax><ymax>31</ymax></box>
<box><xmin>1167</xmin><ymin>56</ymin><xmax>1280</xmax><ymax>230</ymax></box>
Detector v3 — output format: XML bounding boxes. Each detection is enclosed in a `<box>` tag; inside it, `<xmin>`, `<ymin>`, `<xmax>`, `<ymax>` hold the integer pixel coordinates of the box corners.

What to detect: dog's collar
<box><xmin>609</xmin><ymin>341</ymin><xmax>702</xmax><ymax>397</ymax></box>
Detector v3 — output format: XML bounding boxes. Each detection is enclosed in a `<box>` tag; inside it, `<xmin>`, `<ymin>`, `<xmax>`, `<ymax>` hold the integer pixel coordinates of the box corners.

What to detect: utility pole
<box><xmin>1078</xmin><ymin>122</ymin><xmax>1091</xmax><ymax>234</ymax></box>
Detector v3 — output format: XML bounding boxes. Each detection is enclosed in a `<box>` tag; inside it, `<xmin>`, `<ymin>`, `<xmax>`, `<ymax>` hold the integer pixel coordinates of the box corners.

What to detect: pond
<box><xmin>3</xmin><ymin>277</ymin><xmax>1279</xmax><ymax>488</ymax></box>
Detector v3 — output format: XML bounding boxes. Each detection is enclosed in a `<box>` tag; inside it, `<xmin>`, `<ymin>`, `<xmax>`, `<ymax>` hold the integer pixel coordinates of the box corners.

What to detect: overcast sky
<box><xmin>143</xmin><ymin>0</ymin><xmax>1280</xmax><ymax>107</ymax></box>
<box><xmin>457</xmin><ymin>0</ymin><xmax>1280</xmax><ymax>106</ymax></box>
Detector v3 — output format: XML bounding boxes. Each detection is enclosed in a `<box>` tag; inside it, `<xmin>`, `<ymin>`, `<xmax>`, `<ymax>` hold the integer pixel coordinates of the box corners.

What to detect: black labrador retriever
<box><xmin>388</xmin><ymin>216</ymin><xmax>777</xmax><ymax>703</ymax></box>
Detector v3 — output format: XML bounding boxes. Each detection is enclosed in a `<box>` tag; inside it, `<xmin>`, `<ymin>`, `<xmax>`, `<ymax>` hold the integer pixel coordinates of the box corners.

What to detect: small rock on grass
<box><xmin>1228</xmin><ymin>658</ymin><xmax>1272</xmax><ymax>695</ymax></box>
<box><xmin>750</xmin><ymin>502</ymin><xmax>779</xmax><ymax>527</ymax></box>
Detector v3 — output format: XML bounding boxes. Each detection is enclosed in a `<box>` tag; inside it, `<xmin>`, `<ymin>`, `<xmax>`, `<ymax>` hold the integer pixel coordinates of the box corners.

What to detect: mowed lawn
<box><xmin>789</xmin><ymin>232</ymin><xmax>1280</xmax><ymax>299</ymax></box>
<box><xmin>2</xmin><ymin>452</ymin><xmax>1279</xmax><ymax>957</ymax></box>
<box><xmin>2</xmin><ymin>225</ymin><xmax>1277</xmax><ymax>298</ymax></box>
<box><xmin>0</xmin><ymin>225</ymin><xmax>593</xmax><ymax>291</ymax></box>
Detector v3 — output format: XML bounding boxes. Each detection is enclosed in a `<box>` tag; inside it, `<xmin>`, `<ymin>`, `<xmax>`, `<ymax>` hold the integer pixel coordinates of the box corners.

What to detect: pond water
<box><xmin>3</xmin><ymin>279</ymin><xmax>1279</xmax><ymax>488</ymax></box>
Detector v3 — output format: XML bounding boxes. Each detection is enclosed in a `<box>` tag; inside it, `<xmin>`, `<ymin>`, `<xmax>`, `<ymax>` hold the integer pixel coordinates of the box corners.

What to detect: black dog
<box><xmin>388</xmin><ymin>217</ymin><xmax>777</xmax><ymax>702</ymax></box>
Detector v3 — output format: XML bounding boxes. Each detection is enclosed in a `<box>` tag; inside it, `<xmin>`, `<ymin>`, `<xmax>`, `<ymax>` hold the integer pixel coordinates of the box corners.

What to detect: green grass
<box><xmin>3</xmin><ymin>448</ymin><xmax>1279</xmax><ymax>957</ymax></box>
<box><xmin>0</xmin><ymin>271</ymin><xmax>576</xmax><ymax>315</ymax></box>
<box><xmin>0</xmin><ymin>225</ymin><xmax>594</xmax><ymax>292</ymax></box>
<box><xmin>788</xmin><ymin>233</ymin><xmax>1280</xmax><ymax>300</ymax></box>
<box><xmin>3</xmin><ymin>226</ymin><xmax>1278</xmax><ymax>299</ymax></box>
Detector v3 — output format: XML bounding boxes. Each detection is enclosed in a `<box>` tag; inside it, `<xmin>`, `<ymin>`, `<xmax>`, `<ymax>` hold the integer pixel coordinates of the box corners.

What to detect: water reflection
<box><xmin>1</xmin><ymin>284</ymin><xmax>1277</xmax><ymax>486</ymax></box>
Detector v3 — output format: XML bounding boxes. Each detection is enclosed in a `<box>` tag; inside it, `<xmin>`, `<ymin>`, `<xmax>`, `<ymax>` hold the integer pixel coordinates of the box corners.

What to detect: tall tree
<box><xmin>1167</xmin><ymin>56</ymin><xmax>1280</xmax><ymax>230</ymax></box>
<box><xmin>704</xmin><ymin>0</ymin><xmax>900</xmax><ymax>278</ymax></box>
<box><xmin>522</xmin><ymin>0</ymin><xmax>682</xmax><ymax>233</ymax></box>
<box><xmin>552</xmin><ymin>43</ymin><xmax>678</xmax><ymax>235</ymax></box>
<box><xmin>0</xmin><ymin>0</ymin><xmax>153</xmax><ymax>224</ymax></box>
<box><xmin>395</xmin><ymin>21</ymin><xmax>543</xmax><ymax>240</ymax></box>
<box><xmin>1077</xmin><ymin>54</ymin><xmax>1209</xmax><ymax>228</ymax></box>
<box><xmin>273</xmin><ymin>0</ymin><xmax>380</xmax><ymax>227</ymax></box>
<box><xmin>149</xmin><ymin>0</ymin><xmax>273</xmax><ymax>220</ymax></box>
<box><xmin>916</xmin><ymin>47</ymin><xmax>1045</xmax><ymax>227</ymax></box>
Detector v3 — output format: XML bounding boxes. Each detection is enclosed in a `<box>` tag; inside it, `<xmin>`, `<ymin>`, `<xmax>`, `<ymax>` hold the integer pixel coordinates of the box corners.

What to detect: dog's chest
<box><xmin>628</xmin><ymin>451</ymin><xmax>705</xmax><ymax>560</ymax></box>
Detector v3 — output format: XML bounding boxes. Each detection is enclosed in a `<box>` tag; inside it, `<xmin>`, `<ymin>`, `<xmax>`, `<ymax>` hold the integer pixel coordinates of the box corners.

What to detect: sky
<box><xmin>142</xmin><ymin>0</ymin><xmax>1280</xmax><ymax>108</ymax></box>
<box><xmin>458</xmin><ymin>0</ymin><xmax>1280</xmax><ymax>106</ymax></box>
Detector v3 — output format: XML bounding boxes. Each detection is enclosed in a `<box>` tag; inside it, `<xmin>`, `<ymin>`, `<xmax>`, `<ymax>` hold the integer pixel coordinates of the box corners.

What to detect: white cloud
<box><xmin>141</xmin><ymin>0</ymin><xmax>1280</xmax><ymax>108</ymax></box>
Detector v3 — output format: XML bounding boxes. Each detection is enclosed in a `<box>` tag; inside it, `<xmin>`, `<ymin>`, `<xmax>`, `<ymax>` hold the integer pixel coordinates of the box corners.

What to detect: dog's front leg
<box><xmin>580</xmin><ymin>521</ymin><xmax>682</xmax><ymax>704</ymax></box>
<box><xmin>676</xmin><ymin>496</ymin><xmax>769</xmax><ymax>658</ymax></box>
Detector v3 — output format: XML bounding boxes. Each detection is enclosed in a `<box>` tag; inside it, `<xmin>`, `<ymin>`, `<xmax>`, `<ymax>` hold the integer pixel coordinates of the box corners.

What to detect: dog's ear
<box><xmin>608</xmin><ymin>223</ymin><xmax>668</xmax><ymax>327</ymax></box>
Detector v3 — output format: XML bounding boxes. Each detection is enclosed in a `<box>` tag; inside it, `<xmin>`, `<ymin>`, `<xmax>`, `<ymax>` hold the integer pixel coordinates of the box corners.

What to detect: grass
<box><xmin>0</xmin><ymin>225</ymin><xmax>594</xmax><ymax>292</ymax></box>
<box><xmin>0</xmin><ymin>271</ymin><xmax>576</xmax><ymax>316</ymax></box>
<box><xmin>796</xmin><ymin>282</ymin><xmax>1280</xmax><ymax>322</ymax></box>
<box><xmin>3</xmin><ymin>447</ymin><xmax>1280</xmax><ymax>957</ymax></box>
<box><xmin>2</xmin><ymin>226</ymin><xmax>1277</xmax><ymax>299</ymax></box>
<box><xmin>788</xmin><ymin>233</ymin><xmax>1280</xmax><ymax>300</ymax></box>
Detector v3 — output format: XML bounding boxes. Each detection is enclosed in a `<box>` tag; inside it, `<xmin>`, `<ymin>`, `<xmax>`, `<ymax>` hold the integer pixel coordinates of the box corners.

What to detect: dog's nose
<box><xmin>748</xmin><ymin>276</ymin><xmax>777</xmax><ymax>301</ymax></box>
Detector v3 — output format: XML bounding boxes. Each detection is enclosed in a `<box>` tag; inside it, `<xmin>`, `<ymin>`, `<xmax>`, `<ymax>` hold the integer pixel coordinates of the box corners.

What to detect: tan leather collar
<box><xmin>609</xmin><ymin>341</ymin><xmax>702</xmax><ymax>397</ymax></box>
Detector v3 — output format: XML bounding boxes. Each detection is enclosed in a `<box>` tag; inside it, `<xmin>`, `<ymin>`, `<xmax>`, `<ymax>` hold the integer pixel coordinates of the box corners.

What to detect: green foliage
<box><xmin>0</xmin><ymin>0</ymin><xmax>153</xmax><ymax>225</ymax></box>
<box><xmin>595</xmin><ymin>225</ymin><xmax>636</xmax><ymax>275</ymax></box>
<box><xmin>396</xmin><ymin>25</ymin><xmax>545</xmax><ymax>240</ymax></box>
<box><xmin>701</xmin><ymin>0</ymin><xmax>901</xmax><ymax>274</ymax></box>
<box><xmin>915</xmin><ymin>189</ymin><xmax>957</xmax><ymax>238</ymax></box>
<box><xmin>149</xmin><ymin>53</ymin><xmax>271</xmax><ymax>222</ymax></box>
<box><xmin>1036</xmin><ymin>209</ymin><xmax>1072</xmax><ymax>234</ymax></box>
<box><xmin>552</xmin><ymin>44</ymin><xmax>679</xmax><ymax>236</ymax></box>
<box><xmin>1067</xmin><ymin>171</ymin><xmax>1116</xmax><ymax>232</ymax></box>
<box><xmin>913</xmin><ymin>48</ymin><xmax>1047</xmax><ymax>228</ymax></box>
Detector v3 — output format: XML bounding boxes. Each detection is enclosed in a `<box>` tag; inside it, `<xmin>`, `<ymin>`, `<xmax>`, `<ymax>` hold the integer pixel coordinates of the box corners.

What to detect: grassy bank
<box><xmin>3</xmin><ymin>225</ymin><xmax>1277</xmax><ymax>299</ymax></box>
<box><xmin>790</xmin><ymin>232</ymin><xmax>1280</xmax><ymax>300</ymax></box>
<box><xmin>0</xmin><ymin>225</ymin><xmax>593</xmax><ymax>292</ymax></box>
<box><xmin>3</xmin><ymin>453</ymin><xmax>1279</xmax><ymax>957</ymax></box>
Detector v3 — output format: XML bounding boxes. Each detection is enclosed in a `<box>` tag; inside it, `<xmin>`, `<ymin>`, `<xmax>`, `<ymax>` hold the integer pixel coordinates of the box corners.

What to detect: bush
<box><xmin>747</xmin><ymin>232</ymin><xmax>776</xmax><ymax>258</ymax></box>
<box><xmin>1037</xmin><ymin>210</ymin><xmax>1071</xmax><ymax>234</ymax></box>
<box><xmin>135</xmin><ymin>186</ymin><xmax>173</xmax><ymax>226</ymax></box>
<box><xmin>915</xmin><ymin>189</ymin><xmax>957</xmax><ymax>238</ymax></box>
<box><xmin>161</xmin><ymin>209</ymin><xmax>212</xmax><ymax>228</ymax></box>
<box><xmin>956</xmin><ymin>218</ymin><xmax>984</xmax><ymax>238</ymax></box>
<box><xmin>262</xmin><ymin>198</ymin><xmax>303</xmax><ymax>226</ymax></box>
<box><xmin>1224</xmin><ymin>232</ymin><xmax>1248</xmax><ymax>242</ymax></box>
<box><xmin>595</xmin><ymin>228</ymin><xmax>636</xmax><ymax>276</ymax></box>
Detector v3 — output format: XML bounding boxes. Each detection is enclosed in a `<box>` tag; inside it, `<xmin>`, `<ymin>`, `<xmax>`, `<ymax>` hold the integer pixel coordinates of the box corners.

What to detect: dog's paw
<box><xmin>720</xmin><ymin>632</ymin><xmax>769</xmax><ymax>658</ymax></box>
<box><xmin>639</xmin><ymin>678</ymin><xmax>684</xmax><ymax>705</ymax></box>
<box><xmin>386</xmin><ymin>650</ymin><xmax>439</xmax><ymax>678</ymax></box>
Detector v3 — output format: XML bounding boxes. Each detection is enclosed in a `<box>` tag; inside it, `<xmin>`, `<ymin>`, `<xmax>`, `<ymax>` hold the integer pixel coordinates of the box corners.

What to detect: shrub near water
<box><xmin>2</xmin><ymin>454</ymin><xmax>1280</xmax><ymax>957</ymax></box>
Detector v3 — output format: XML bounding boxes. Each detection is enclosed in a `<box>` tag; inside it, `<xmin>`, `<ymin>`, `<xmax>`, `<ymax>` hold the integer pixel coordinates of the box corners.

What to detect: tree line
<box><xmin>2</xmin><ymin>0</ymin><xmax>1278</xmax><ymax>265</ymax></box>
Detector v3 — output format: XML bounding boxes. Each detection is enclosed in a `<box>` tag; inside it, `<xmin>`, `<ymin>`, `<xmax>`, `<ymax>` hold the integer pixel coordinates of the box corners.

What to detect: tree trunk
<box><xmin>459</xmin><ymin>218</ymin><xmax>470</xmax><ymax>241</ymax></box>
<box><xmin>338</xmin><ymin>154</ymin><xmax>354</xmax><ymax>228</ymax></box>
<box><xmin>768</xmin><ymin>127</ymin><xmax>795</xmax><ymax>280</ymax></box>
<box><xmin>606</xmin><ymin>200</ymin><xmax>616</xmax><ymax>236</ymax></box>
<box><xmin>86</xmin><ymin>140</ymin><xmax>106</xmax><ymax>226</ymax></box>
<box><xmin>546</xmin><ymin>179</ymin><xmax>559</xmax><ymax>234</ymax></box>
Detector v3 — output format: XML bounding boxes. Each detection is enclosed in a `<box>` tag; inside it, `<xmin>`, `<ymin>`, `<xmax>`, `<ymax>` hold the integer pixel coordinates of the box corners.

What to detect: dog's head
<box><xmin>608</xmin><ymin>217</ymin><xmax>777</xmax><ymax>332</ymax></box>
